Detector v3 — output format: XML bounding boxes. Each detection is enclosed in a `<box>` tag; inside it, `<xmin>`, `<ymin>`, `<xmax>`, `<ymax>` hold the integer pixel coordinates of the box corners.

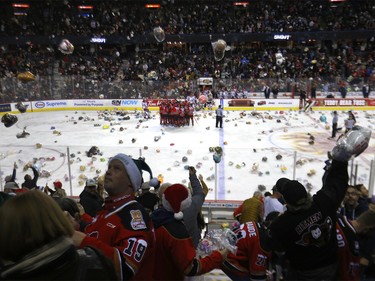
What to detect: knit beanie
<box><xmin>274</xmin><ymin>177</ymin><xmax>289</xmax><ymax>192</ymax></box>
<box><xmin>162</xmin><ymin>184</ymin><xmax>192</xmax><ymax>220</ymax></box>
<box><xmin>276</xmin><ymin>178</ymin><xmax>307</xmax><ymax>206</ymax></box>
<box><xmin>109</xmin><ymin>154</ymin><xmax>157</xmax><ymax>192</ymax></box>
<box><xmin>4</xmin><ymin>175</ymin><xmax>12</xmax><ymax>182</ymax></box>
<box><xmin>4</xmin><ymin>181</ymin><xmax>19</xmax><ymax>190</ymax></box>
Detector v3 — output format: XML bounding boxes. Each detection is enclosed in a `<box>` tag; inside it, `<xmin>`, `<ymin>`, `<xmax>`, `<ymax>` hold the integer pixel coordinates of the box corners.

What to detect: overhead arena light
<box><xmin>78</xmin><ymin>5</ymin><xmax>93</xmax><ymax>9</ymax></box>
<box><xmin>232</xmin><ymin>2</ymin><xmax>249</xmax><ymax>7</ymax></box>
<box><xmin>78</xmin><ymin>5</ymin><xmax>93</xmax><ymax>18</ymax></box>
<box><xmin>12</xmin><ymin>3</ymin><xmax>30</xmax><ymax>8</ymax></box>
<box><xmin>12</xmin><ymin>3</ymin><xmax>30</xmax><ymax>16</ymax></box>
<box><xmin>145</xmin><ymin>4</ymin><xmax>161</xmax><ymax>9</ymax></box>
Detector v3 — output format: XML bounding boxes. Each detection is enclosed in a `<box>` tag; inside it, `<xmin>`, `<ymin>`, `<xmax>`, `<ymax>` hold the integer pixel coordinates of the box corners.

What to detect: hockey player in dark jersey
<box><xmin>71</xmin><ymin>153</ymin><xmax>156</xmax><ymax>280</ymax></box>
<box><xmin>265</xmin><ymin>126</ymin><xmax>371</xmax><ymax>280</ymax></box>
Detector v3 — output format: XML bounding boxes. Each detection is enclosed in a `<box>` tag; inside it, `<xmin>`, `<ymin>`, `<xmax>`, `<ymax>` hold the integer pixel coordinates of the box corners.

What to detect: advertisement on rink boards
<box><xmin>26</xmin><ymin>99</ymin><xmax>301</xmax><ymax>110</ymax></box>
<box><xmin>28</xmin><ymin>99</ymin><xmax>142</xmax><ymax>111</ymax></box>
<box><xmin>225</xmin><ymin>99</ymin><xmax>299</xmax><ymax>108</ymax></box>
<box><xmin>2</xmin><ymin>98</ymin><xmax>375</xmax><ymax>114</ymax></box>
<box><xmin>0</xmin><ymin>104</ymin><xmax>12</xmax><ymax>112</ymax></box>
<box><xmin>313</xmin><ymin>98</ymin><xmax>375</xmax><ymax>107</ymax></box>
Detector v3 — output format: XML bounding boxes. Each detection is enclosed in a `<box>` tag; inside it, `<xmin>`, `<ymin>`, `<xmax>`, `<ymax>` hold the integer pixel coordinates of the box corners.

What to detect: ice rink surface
<box><xmin>1</xmin><ymin>108</ymin><xmax>375</xmax><ymax>200</ymax></box>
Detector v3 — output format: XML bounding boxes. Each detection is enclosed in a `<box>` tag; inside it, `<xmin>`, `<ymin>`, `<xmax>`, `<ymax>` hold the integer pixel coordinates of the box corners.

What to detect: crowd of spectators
<box><xmin>0</xmin><ymin>0</ymin><xmax>374</xmax><ymax>102</ymax></box>
<box><xmin>0</xmin><ymin>0</ymin><xmax>374</xmax><ymax>37</ymax></box>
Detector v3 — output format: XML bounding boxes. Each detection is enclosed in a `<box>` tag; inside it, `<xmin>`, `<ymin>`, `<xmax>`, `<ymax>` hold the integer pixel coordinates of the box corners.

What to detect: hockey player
<box><xmin>142</xmin><ymin>99</ymin><xmax>151</xmax><ymax>119</ymax></box>
<box><xmin>186</xmin><ymin>92</ymin><xmax>197</xmax><ymax>106</ymax></box>
<box><xmin>206</xmin><ymin>90</ymin><xmax>214</xmax><ymax>110</ymax></box>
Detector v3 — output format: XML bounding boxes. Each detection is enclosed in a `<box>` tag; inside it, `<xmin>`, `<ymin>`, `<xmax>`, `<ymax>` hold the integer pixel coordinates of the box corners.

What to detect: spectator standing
<box><xmin>337</xmin><ymin>207</ymin><xmax>375</xmax><ymax>281</ymax></box>
<box><xmin>0</xmin><ymin>190</ymin><xmax>117</xmax><ymax>280</ymax></box>
<box><xmin>339</xmin><ymin>85</ymin><xmax>347</xmax><ymax>98</ymax></box>
<box><xmin>79</xmin><ymin>178</ymin><xmax>104</xmax><ymax>217</ymax></box>
<box><xmin>71</xmin><ymin>153</ymin><xmax>156</xmax><ymax>280</ymax></box>
<box><xmin>345</xmin><ymin>114</ymin><xmax>356</xmax><ymax>133</ymax></box>
<box><xmin>263</xmin><ymin>126</ymin><xmax>371</xmax><ymax>281</ymax></box>
<box><xmin>44</xmin><ymin>180</ymin><xmax>67</xmax><ymax>198</ymax></box>
<box><xmin>55</xmin><ymin>196</ymin><xmax>93</xmax><ymax>231</ymax></box>
<box><xmin>197</xmin><ymin>174</ymin><xmax>209</xmax><ymax>236</ymax></box>
<box><xmin>136</xmin><ymin>180</ymin><xmax>160</xmax><ymax>214</ymax></box>
<box><xmin>362</xmin><ymin>84</ymin><xmax>371</xmax><ymax>98</ymax></box>
<box><xmin>156</xmin><ymin>182</ymin><xmax>172</xmax><ymax>207</ymax></box>
<box><xmin>183</xmin><ymin>167</ymin><xmax>206</xmax><ymax>248</ymax></box>
<box><xmin>355</xmin><ymin>183</ymin><xmax>371</xmax><ymax>205</ymax></box>
<box><xmin>52</xmin><ymin>180</ymin><xmax>67</xmax><ymax>198</ymax></box>
<box><xmin>328</xmin><ymin>111</ymin><xmax>339</xmax><ymax>140</ymax></box>
<box><xmin>336</xmin><ymin>213</ymin><xmax>361</xmax><ymax>281</ymax></box>
<box><xmin>340</xmin><ymin>186</ymin><xmax>368</xmax><ymax>221</ymax></box>
<box><xmin>271</xmin><ymin>83</ymin><xmax>279</xmax><ymax>99</ymax></box>
<box><xmin>263</xmin><ymin>186</ymin><xmax>285</xmax><ymax>220</ymax></box>
<box><xmin>266</xmin><ymin>159</ymin><xmax>348</xmax><ymax>280</ymax></box>
<box><xmin>3</xmin><ymin>182</ymin><xmax>20</xmax><ymax>195</ymax></box>
<box><xmin>215</xmin><ymin>105</ymin><xmax>223</xmax><ymax>128</ymax></box>
<box><xmin>221</xmin><ymin>216</ymin><xmax>276</xmax><ymax>280</ymax></box>
<box><xmin>263</xmin><ymin>84</ymin><xmax>271</xmax><ymax>99</ymax></box>
<box><xmin>336</xmin><ymin>207</ymin><xmax>375</xmax><ymax>281</ymax></box>
<box><xmin>234</xmin><ymin>191</ymin><xmax>264</xmax><ymax>224</ymax></box>
<box><xmin>310</xmin><ymin>83</ymin><xmax>317</xmax><ymax>99</ymax></box>
<box><xmin>151</xmin><ymin>183</ymin><xmax>227</xmax><ymax>280</ymax></box>
<box><xmin>21</xmin><ymin>164</ymin><xmax>39</xmax><ymax>190</ymax></box>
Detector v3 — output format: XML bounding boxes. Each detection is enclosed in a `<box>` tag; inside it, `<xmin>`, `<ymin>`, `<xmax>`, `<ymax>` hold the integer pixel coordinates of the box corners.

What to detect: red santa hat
<box><xmin>162</xmin><ymin>184</ymin><xmax>192</xmax><ymax>220</ymax></box>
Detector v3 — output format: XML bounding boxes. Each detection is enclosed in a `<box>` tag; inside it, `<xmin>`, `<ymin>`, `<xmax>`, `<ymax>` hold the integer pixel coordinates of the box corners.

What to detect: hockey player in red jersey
<box><xmin>71</xmin><ymin>153</ymin><xmax>156</xmax><ymax>280</ymax></box>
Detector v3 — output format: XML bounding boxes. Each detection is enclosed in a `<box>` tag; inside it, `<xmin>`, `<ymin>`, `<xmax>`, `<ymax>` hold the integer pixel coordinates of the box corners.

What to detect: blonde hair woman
<box><xmin>0</xmin><ymin>190</ymin><xmax>117</xmax><ymax>280</ymax></box>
